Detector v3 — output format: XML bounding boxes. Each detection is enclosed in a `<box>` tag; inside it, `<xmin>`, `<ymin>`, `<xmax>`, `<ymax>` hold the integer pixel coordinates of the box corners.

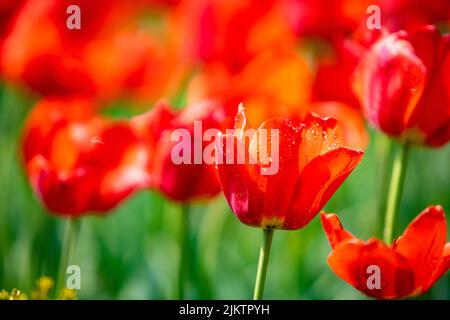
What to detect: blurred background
<box><xmin>0</xmin><ymin>0</ymin><xmax>449</xmax><ymax>299</ymax></box>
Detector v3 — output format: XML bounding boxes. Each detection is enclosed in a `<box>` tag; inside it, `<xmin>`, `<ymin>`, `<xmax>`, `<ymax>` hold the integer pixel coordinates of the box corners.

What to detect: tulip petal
<box><xmin>297</xmin><ymin>114</ymin><xmax>345</xmax><ymax>171</ymax></box>
<box><xmin>320</xmin><ymin>213</ymin><xmax>354</xmax><ymax>249</ymax></box>
<box><xmin>284</xmin><ymin>147</ymin><xmax>363</xmax><ymax>229</ymax></box>
<box><xmin>311</xmin><ymin>102</ymin><xmax>369</xmax><ymax>150</ymax></box>
<box><xmin>437</xmin><ymin>243</ymin><xmax>450</xmax><ymax>278</ymax></box>
<box><xmin>407</xmin><ymin>26</ymin><xmax>442</xmax><ymax>74</ymax></box>
<box><xmin>156</xmin><ymin>136</ymin><xmax>221</xmax><ymax>201</ymax></box>
<box><xmin>216</xmin><ymin>134</ymin><xmax>266</xmax><ymax>227</ymax></box>
<box><xmin>394</xmin><ymin>205</ymin><xmax>447</xmax><ymax>293</ymax></box>
<box><xmin>87</xmin><ymin>125</ymin><xmax>151</xmax><ymax>211</ymax></box>
<box><xmin>410</xmin><ymin>34</ymin><xmax>450</xmax><ymax>147</ymax></box>
<box><xmin>247</xmin><ymin>118</ymin><xmax>303</xmax><ymax>226</ymax></box>
<box><xmin>28</xmin><ymin>155</ymin><xmax>95</xmax><ymax>215</ymax></box>
<box><xmin>312</xmin><ymin>39</ymin><xmax>363</xmax><ymax>108</ymax></box>
<box><xmin>22</xmin><ymin>98</ymin><xmax>98</xmax><ymax>163</ymax></box>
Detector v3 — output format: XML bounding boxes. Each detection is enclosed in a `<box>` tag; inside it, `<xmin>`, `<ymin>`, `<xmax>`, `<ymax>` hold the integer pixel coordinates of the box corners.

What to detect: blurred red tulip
<box><xmin>216</xmin><ymin>106</ymin><xmax>363</xmax><ymax>230</ymax></box>
<box><xmin>1</xmin><ymin>0</ymin><xmax>183</xmax><ymax>102</ymax></box>
<box><xmin>321</xmin><ymin>205</ymin><xmax>450</xmax><ymax>299</ymax></box>
<box><xmin>171</xmin><ymin>0</ymin><xmax>296</xmax><ymax>73</ymax></box>
<box><xmin>381</xmin><ymin>0</ymin><xmax>450</xmax><ymax>32</ymax></box>
<box><xmin>82</xmin><ymin>30</ymin><xmax>184</xmax><ymax>104</ymax></box>
<box><xmin>131</xmin><ymin>101</ymin><xmax>227</xmax><ymax>202</ymax></box>
<box><xmin>22</xmin><ymin>99</ymin><xmax>150</xmax><ymax>216</ymax></box>
<box><xmin>281</xmin><ymin>0</ymin><xmax>372</xmax><ymax>40</ymax></box>
<box><xmin>312</xmin><ymin>39</ymin><xmax>365</xmax><ymax>109</ymax></box>
<box><xmin>311</xmin><ymin>26</ymin><xmax>384</xmax><ymax>108</ymax></box>
<box><xmin>355</xmin><ymin>26</ymin><xmax>450</xmax><ymax>147</ymax></box>
<box><xmin>187</xmin><ymin>48</ymin><xmax>312</xmax><ymax>129</ymax></box>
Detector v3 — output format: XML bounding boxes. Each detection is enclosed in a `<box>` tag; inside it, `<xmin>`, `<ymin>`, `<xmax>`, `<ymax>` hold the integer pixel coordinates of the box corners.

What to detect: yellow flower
<box><xmin>1</xmin><ymin>276</ymin><xmax>76</xmax><ymax>300</ymax></box>
<box><xmin>9</xmin><ymin>289</ymin><xmax>28</xmax><ymax>300</ymax></box>
<box><xmin>58</xmin><ymin>288</ymin><xmax>77</xmax><ymax>300</ymax></box>
<box><xmin>32</xmin><ymin>276</ymin><xmax>54</xmax><ymax>300</ymax></box>
<box><xmin>0</xmin><ymin>290</ymin><xmax>10</xmax><ymax>300</ymax></box>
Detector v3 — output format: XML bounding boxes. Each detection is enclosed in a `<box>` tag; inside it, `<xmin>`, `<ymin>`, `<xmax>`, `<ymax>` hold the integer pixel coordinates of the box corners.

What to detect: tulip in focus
<box><xmin>216</xmin><ymin>105</ymin><xmax>364</xmax><ymax>230</ymax></box>
<box><xmin>216</xmin><ymin>105</ymin><xmax>363</xmax><ymax>299</ymax></box>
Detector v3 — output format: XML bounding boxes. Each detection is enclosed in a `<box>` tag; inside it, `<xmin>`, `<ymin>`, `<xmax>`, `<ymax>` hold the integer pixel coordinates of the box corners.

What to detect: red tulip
<box><xmin>216</xmin><ymin>105</ymin><xmax>363</xmax><ymax>230</ymax></box>
<box><xmin>321</xmin><ymin>206</ymin><xmax>450</xmax><ymax>299</ymax></box>
<box><xmin>22</xmin><ymin>99</ymin><xmax>150</xmax><ymax>216</ymax></box>
<box><xmin>355</xmin><ymin>26</ymin><xmax>450</xmax><ymax>147</ymax></box>
<box><xmin>131</xmin><ymin>101</ymin><xmax>227</xmax><ymax>202</ymax></box>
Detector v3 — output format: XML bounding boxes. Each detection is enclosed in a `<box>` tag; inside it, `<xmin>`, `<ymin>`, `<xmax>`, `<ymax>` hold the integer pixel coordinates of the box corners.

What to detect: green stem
<box><xmin>178</xmin><ymin>204</ymin><xmax>189</xmax><ymax>300</ymax></box>
<box><xmin>253</xmin><ymin>228</ymin><xmax>274</xmax><ymax>300</ymax></box>
<box><xmin>376</xmin><ymin>135</ymin><xmax>393</xmax><ymax>237</ymax></box>
<box><xmin>56</xmin><ymin>218</ymin><xmax>80</xmax><ymax>297</ymax></box>
<box><xmin>383</xmin><ymin>143</ymin><xmax>410</xmax><ymax>244</ymax></box>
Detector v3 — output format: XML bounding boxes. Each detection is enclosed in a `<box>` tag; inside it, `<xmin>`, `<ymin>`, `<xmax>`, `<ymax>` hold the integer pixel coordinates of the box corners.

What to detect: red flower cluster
<box><xmin>22</xmin><ymin>98</ymin><xmax>231</xmax><ymax>214</ymax></box>
<box><xmin>1</xmin><ymin>0</ymin><xmax>448</xmax><ymax>299</ymax></box>
<box><xmin>0</xmin><ymin>0</ymin><xmax>183</xmax><ymax>102</ymax></box>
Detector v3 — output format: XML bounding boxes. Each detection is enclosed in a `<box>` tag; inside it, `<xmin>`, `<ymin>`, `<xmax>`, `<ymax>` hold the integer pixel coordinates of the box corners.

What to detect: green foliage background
<box><xmin>0</xmin><ymin>83</ymin><xmax>449</xmax><ymax>299</ymax></box>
